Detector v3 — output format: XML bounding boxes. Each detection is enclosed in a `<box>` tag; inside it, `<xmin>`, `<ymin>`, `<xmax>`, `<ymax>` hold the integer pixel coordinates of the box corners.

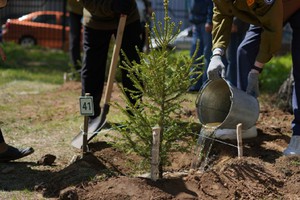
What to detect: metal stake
<box><xmin>82</xmin><ymin>93</ymin><xmax>91</xmax><ymax>155</ymax></box>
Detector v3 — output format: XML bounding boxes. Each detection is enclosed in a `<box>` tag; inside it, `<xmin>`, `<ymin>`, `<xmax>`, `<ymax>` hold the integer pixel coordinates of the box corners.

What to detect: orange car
<box><xmin>2</xmin><ymin>11</ymin><xmax>70</xmax><ymax>49</ymax></box>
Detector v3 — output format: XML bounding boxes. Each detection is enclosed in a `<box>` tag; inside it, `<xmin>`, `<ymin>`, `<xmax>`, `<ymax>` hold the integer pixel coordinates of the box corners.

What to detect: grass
<box><xmin>290</xmin><ymin>160</ymin><xmax>300</xmax><ymax>166</ymax></box>
<box><xmin>260</xmin><ymin>53</ymin><xmax>292</xmax><ymax>93</ymax></box>
<box><xmin>0</xmin><ymin>42</ymin><xmax>77</xmax><ymax>165</ymax></box>
<box><xmin>0</xmin><ymin>42</ymin><xmax>70</xmax><ymax>86</ymax></box>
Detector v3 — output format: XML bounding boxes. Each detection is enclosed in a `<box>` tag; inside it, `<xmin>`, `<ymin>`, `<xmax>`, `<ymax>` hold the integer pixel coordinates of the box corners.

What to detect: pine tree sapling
<box><xmin>110</xmin><ymin>0</ymin><xmax>202</xmax><ymax>178</ymax></box>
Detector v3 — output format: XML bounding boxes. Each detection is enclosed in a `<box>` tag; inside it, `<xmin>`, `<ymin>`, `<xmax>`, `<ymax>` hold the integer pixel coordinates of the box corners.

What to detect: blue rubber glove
<box><xmin>207</xmin><ymin>55</ymin><xmax>225</xmax><ymax>80</ymax></box>
<box><xmin>246</xmin><ymin>72</ymin><xmax>259</xmax><ymax>98</ymax></box>
<box><xmin>111</xmin><ymin>0</ymin><xmax>132</xmax><ymax>15</ymax></box>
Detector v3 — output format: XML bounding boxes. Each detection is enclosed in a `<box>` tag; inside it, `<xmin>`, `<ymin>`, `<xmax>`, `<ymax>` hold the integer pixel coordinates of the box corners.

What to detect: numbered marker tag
<box><xmin>79</xmin><ymin>96</ymin><xmax>94</xmax><ymax>116</ymax></box>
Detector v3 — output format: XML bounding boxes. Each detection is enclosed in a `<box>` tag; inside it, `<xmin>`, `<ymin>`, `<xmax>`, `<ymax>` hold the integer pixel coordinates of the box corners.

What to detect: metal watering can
<box><xmin>196</xmin><ymin>78</ymin><xmax>259</xmax><ymax>130</ymax></box>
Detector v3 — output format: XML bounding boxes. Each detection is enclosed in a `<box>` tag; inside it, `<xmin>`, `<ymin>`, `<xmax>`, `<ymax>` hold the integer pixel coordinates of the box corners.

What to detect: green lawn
<box><xmin>0</xmin><ymin>42</ymin><xmax>70</xmax><ymax>86</ymax></box>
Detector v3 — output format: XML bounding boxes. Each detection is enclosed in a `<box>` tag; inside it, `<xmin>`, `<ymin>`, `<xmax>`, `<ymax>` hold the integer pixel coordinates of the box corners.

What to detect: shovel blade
<box><xmin>71</xmin><ymin>104</ymin><xmax>110</xmax><ymax>149</ymax></box>
<box><xmin>71</xmin><ymin>118</ymin><xmax>107</xmax><ymax>149</ymax></box>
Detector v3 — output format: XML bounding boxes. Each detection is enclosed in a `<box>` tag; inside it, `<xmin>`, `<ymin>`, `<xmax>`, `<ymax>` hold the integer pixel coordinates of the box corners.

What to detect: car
<box><xmin>2</xmin><ymin>11</ymin><xmax>70</xmax><ymax>49</ymax></box>
<box><xmin>171</xmin><ymin>26</ymin><xmax>193</xmax><ymax>50</ymax></box>
<box><xmin>150</xmin><ymin>26</ymin><xmax>193</xmax><ymax>50</ymax></box>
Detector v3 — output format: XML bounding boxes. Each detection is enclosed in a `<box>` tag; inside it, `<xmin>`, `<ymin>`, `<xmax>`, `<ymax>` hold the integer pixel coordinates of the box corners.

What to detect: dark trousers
<box><xmin>237</xmin><ymin>10</ymin><xmax>300</xmax><ymax>135</ymax></box>
<box><xmin>226</xmin><ymin>30</ymin><xmax>247</xmax><ymax>86</ymax></box>
<box><xmin>236</xmin><ymin>24</ymin><xmax>261</xmax><ymax>91</ymax></box>
<box><xmin>69</xmin><ymin>12</ymin><xmax>82</xmax><ymax>71</ymax></box>
<box><xmin>189</xmin><ymin>23</ymin><xmax>212</xmax><ymax>91</ymax></box>
<box><xmin>81</xmin><ymin>20</ymin><xmax>142</xmax><ymax>117</ymax></box>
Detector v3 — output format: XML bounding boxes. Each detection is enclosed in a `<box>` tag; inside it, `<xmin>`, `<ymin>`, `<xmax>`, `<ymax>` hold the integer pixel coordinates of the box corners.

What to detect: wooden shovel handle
<box><xmin>103</xmin><ymin>14</ymin><xmax>127</xmax><ymax>104</ymax></box>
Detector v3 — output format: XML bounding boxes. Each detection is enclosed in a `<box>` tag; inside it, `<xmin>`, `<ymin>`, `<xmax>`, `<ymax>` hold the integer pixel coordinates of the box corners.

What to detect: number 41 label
<box><xmin>79</xmin><ymin>96</ymin><xmax>94</xmax><ymax>116</ymax></box>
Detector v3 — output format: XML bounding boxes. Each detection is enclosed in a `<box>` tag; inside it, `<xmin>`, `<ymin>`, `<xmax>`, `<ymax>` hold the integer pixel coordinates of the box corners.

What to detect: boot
<box><xmin>283</xmin><ymin>135</ymin><xmax>300</xmax><ymax>155</ymax></box>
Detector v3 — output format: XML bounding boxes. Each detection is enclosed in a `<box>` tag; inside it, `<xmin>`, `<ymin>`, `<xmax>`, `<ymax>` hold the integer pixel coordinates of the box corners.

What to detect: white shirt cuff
<box><xmin>213</xmin><ymin>48</ymin><xmax>224</xmax><ymax>56</ymax></box>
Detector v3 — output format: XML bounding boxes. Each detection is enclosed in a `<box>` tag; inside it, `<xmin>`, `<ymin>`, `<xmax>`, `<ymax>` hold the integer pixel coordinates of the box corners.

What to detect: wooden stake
<box><xmin>236</xmin><ymin>123</ymin><xmax>243</xmax><ymax>158</ymax></box>
<box><xmin>151</xmin><ymin>127</ymin><xmax>161</xmax><ymax>181</ymax></box>
<box><xmin>82</xmin><ymin>115</ymin><xmax>88</xmax><ymax>154</ymax></box>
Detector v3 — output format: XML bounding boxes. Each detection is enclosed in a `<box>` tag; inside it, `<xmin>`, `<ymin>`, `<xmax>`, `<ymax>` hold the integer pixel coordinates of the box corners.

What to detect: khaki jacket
<box><xmin>78</xmin><ymin>0</ymin><xmax>140</xmax><ymax>30</ymax></box>
<box><xmin>212</xmin><ymin>0</ymin><xmax>300</xmax><ymax>63</ymax></box>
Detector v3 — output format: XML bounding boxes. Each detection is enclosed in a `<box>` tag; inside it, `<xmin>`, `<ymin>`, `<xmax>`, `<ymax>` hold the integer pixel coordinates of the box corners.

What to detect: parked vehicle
<box><xmin>170</xmin><ymin>26</ymin><xmax>193</xmax><ymax>50</ymax></box>
<box><xmin>150</xmin><ymin>26</ymin><xmax>193</xmax><ymax>50</ymax></box>
<box><xmin>2</xmin><ymin>11</ymin><xmax>69</xmax><ymax>49</ymax></box>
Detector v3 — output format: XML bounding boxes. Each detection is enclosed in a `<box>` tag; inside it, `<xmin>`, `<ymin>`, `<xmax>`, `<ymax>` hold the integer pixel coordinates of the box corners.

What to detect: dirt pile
<box><xmin>52</xmin><ymin>146</ymin><xmax>300</xmax><ymax>200</ymax></box>
<box><xmin>29</xmin><ymin>83</ymin><xmax>300</xmax><ymax>199</ymax></box>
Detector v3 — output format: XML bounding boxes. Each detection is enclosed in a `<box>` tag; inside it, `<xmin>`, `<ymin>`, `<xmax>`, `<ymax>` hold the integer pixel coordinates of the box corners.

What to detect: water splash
<box><xmin>191</xmin><ymin>123</ymin><xmax>219</xmax><ymax>171</ymax></box>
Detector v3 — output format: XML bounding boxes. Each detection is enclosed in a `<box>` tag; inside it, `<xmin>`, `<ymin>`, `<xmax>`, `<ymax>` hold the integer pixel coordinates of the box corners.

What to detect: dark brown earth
<box><xmin>1</xmin><ymin>81</ymin><xmax>300</xmax><ymax>200</ymax></box>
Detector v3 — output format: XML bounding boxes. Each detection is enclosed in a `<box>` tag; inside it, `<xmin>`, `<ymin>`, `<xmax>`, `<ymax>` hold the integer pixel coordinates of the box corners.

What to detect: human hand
<box><xmin>205</xmin><ymin>23</ymin><xmax>212</xmax><ymax>32</ymax></box>
<box><xmin>207</xmin><ymin>55</ymin><xmax>225</xmax><ymax>80</ymax></box>
<box><xmin>111</xmin><ymin>0</ymin><xmax>132</xmax><ymax>15</ymax></box>
<box><xmin>246</xmin><ymin>72</ymin><xmax>259</xmax><ymax>98</ymax></box>
<box><xmin>146</xmin><ymin>6</ymin><xmax>154</xmax><ymax>16</ymax></box>
<box><xmin>231</xmin><ymin>24</ymin><xmax>238</xmax><ymax>33</ymax></box>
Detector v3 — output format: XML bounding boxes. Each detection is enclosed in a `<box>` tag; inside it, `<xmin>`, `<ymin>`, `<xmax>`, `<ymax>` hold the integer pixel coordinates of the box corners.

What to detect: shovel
<box><xmin>71</xmin><ymin>14</ymin><xmax>127</xmax><ymax>149</ymax></box>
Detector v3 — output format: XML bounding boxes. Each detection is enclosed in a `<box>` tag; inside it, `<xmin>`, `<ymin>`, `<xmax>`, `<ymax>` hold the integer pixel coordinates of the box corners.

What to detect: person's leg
<box><xmin>237</xmin><ymin>25</ymin><xmax>262</xmax><ymax>91</ymax></box>
<box><xmin>119</xmin><ymin>20</ymin><xmax>142</xmax><ymax>105</ymax></box>
<box><xmin>140</xmin><ymin>21</ymin><xmax>146</xmax><ymax>51</ymax></box>
<box><xmin>0</xmin><ymin>128</ymin><xmax>5</xmax><ymax>143</ymax></box>
<box><xmin>226</xmin><ymin>26</ymin><xmax>248</xmax><ymax>86</ymax></box>
<box><xmin>226</xmin><ymin>32</ymin><xmax>238</xmax><ymax>86</ymax></box>
<box><xmin>69</xmin><ymin>12</ymin><xmax>83</xmax><ymax>71</ymax></box>
<box><xmin>0</xmin><ymin>129</ymin><xmax>6</xmax><ymax>153</ymax></box>
<box><xmin>289</xmin><ymin>11</ymin><xmax>300</xmax><ymax>136</ymax></box>
<box><xmin>201</xmin><ymin>26</ymin><xmax>212</xmax><ymax>85</ymax></box>
<box><xmin>284</xmin><ymin>10</ymin><xmax>300</xmax><ymax>155</ymax></box>
<box><xmin>189</xmin><ymin>24</ymin><xmax>205</xmax><ymax>91</ymax></box>
<box><xmin>190</xmin><ymin>24</ymin><xmax>202</xmax><ymax>59</ymax></box>
<box><xmin>226</xmin><ymin>32</ymin><xmax>243</xmax><ymax>86</ymax></box>
<box><xmin>81</xmin><ymin>26</ymin><xmax>112</xmax><ymax>117</ymax></box>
